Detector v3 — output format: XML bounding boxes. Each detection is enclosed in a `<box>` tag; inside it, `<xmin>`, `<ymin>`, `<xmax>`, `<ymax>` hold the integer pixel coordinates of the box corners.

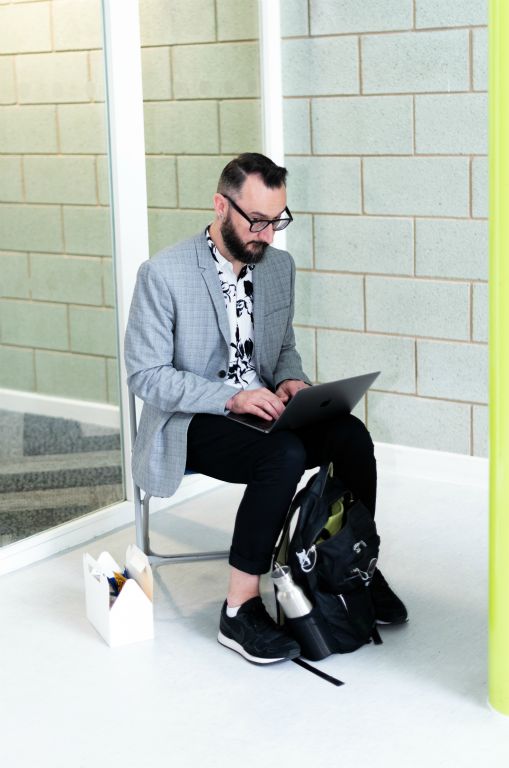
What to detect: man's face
<box><xmin>220</xmin><ymin>174</ymin><xmax>287</xmax><ymax>265</ymax></box>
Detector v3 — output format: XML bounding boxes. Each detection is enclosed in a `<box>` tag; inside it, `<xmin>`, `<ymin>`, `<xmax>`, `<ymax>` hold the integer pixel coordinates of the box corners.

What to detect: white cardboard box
<box><xmin>83</xmin><ymin>544</ymin><xmax>154</xmax><ymax>647</ymax></box>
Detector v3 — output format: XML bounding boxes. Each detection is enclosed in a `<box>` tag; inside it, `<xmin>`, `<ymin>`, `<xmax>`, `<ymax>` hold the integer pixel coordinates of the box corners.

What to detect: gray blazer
<box><xmin>124</xmin><ymin>231</ymin><xmax>310</xmax><ymax>497</ymax></box>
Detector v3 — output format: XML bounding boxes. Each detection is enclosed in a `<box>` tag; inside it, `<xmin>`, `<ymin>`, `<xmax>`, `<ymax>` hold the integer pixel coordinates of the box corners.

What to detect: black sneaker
<box><xmin>218</xmin><ymin>596</ymin><xmax>301</xmax><ymax>664</ymax></box>
<box><xmin>371</xmin><ymin>568</ymin><xmax>408</xmax><ymax>625</ymax></box>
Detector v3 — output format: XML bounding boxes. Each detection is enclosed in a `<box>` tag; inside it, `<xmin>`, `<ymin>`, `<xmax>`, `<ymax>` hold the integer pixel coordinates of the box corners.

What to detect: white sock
<box><xmin>226</xmin><ymin>604</ymin><xmax>240</xmax><ymax>618</ymax></box>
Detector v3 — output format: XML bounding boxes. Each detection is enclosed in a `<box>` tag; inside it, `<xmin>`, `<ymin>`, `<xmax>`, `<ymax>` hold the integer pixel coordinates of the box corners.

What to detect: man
<box><xmin>125</xmin><ymin>153</ymin><xmax>407</xmax><ymax>665</ymax></box>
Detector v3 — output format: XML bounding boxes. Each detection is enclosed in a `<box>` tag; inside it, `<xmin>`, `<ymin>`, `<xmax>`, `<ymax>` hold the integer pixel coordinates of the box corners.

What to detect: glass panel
<box><xmin>0</xmin><ymin>0</ymin><xmax>124</xmax><ymax>546</ymax></box>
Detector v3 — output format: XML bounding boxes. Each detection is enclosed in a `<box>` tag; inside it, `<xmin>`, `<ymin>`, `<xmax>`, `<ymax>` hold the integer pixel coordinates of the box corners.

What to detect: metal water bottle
<box><xmin>271</xmin><ymin>563</ymin><xmax>312</xmax><ymax>619</ymax></box>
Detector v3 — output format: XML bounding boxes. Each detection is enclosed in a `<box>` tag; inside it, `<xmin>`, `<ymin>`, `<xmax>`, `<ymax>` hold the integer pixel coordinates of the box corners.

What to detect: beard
<box><xmin>220</xmin><ymin>214</ymin><xmax>268</xmax><ymax>265</ymax></box>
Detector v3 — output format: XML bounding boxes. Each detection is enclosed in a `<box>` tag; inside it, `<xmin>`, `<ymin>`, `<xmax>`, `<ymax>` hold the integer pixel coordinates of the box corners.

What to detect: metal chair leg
<box><xmin>137</xmin><ymin>487</ymin><xmax>229</xmax><ymax>567</ymax></box>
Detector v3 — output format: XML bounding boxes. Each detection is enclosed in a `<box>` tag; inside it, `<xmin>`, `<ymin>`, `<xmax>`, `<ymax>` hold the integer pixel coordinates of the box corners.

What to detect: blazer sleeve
<box><xmin>124</xmin><ymin>259</ymin><xmax>235</xmax><ymax>414</ymax></box>
<box><xmin>272</xmin><ymin>256</ymin><xmax>312</xmax><ymax>388</ymax></box>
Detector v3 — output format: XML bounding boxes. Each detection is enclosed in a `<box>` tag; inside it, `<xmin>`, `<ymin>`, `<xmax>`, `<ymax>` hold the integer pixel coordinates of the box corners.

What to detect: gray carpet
<box><xmin>0</xmin><ymin>410</ymin><xmax>123</xmax><ymax>546</ymax></box>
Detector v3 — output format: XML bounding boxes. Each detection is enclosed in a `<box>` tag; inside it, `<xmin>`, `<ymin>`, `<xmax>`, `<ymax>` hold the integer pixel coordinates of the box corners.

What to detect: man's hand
<box><xmin>226</xmin><ymin>387</ymin><xmax>286</xmax><ymax>421</ymax></box>
<box><xmin>275</xmin><ymin>379</ymin><xmax>310</xmax><ymax>404</ymax></box>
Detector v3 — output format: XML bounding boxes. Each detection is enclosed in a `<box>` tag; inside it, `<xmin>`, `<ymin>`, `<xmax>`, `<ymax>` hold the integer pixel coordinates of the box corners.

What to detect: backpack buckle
<box><xmin>350</xmin><ymin>557</ymin><xmax>378</xmax><ymax>585</ymax></box>
<box><xmin>296</xmin><ymin>546</ymin><xmax>317</xmax><ymax>573</ymax></box>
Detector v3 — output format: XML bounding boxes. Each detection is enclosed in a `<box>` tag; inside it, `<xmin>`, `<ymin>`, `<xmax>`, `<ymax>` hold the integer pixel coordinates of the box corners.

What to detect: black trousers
<box><xmin>186</xmin><ymin>413</ymin><xmax>377</xmax><ymax>575</ymax></box>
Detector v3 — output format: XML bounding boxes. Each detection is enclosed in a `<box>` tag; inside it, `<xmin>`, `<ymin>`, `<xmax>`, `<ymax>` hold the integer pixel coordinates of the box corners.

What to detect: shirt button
<box><xmin>218</xmin><ymin>370</ymin><xmax>226</xmax><ymax>378</ymax></box>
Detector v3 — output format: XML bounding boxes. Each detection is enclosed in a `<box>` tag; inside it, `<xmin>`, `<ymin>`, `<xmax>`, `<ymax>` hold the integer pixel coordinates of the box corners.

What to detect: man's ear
<box><xmin>213</xmin><ymin>193</ymin><xmax>227</xmax><ymax>219</ymax></box>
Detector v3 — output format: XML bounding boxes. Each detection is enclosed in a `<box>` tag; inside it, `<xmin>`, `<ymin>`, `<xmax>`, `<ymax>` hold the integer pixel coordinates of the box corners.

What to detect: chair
<box><xmin>128</xmin><ymin>389</ymin><xmax>229</xmax><ymax>566</ymax></box>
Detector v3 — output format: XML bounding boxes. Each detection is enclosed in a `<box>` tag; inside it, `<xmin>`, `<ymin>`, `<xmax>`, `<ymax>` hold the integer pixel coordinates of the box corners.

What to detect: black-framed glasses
<box><xmin>223</xmin><ymin>194</ymin><xmax>293</xmax><ymax>232</ymax></box>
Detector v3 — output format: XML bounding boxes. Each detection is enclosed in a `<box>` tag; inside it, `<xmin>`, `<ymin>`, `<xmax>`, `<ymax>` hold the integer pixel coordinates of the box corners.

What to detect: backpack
<box><xmin>272</xmin><ymin>464</ymin><xmax>382</xmax><ymax>661</ymax></box>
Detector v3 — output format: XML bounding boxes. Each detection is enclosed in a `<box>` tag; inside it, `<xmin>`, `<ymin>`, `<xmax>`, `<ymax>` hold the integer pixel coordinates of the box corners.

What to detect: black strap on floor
<box><xmin>292</xmin><ymin>657</ymin><xmax>344</xmax><ymax>687</ymax></box>
<box><xmin>371</xmin><ymin>626</ymin><xmax>383</xmax><ymax>645</ymax></box>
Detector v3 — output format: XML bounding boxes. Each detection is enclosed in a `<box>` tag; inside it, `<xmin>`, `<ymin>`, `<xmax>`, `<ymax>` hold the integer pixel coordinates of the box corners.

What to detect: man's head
<box><xmin>212</xmin><ymin>153</ymin><xmax>291</xmax><ymax>265</ymax></box>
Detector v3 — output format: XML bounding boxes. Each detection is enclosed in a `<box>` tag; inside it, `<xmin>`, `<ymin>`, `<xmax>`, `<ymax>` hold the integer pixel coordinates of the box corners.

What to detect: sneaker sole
<box><xmin>217</xmin><ymin>631</ymin><xmax>293</xmax><ymax>665</ymax></box>
<box><xmin>376</xmin><ymin>617</ymin><xmax>409</xmax><ymax>625</ymax></box>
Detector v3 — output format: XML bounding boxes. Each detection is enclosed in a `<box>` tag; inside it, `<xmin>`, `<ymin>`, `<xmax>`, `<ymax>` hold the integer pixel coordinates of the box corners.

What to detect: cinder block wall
<box><xmin>0</xmin><ymin>0</ymin><xmax>262</xmax><ymax>405</ymax></box>
<box><xmin>282</xmin><ymin>0</ymin><xmax>488</xmax><ymax>457</ymax></box>
<box><xmin>139</xmin><ymin>0</ymin><xmax>262</xmax><ymax>253</ymax></box>
<box><xmin>0</xmin><ymin>0</ymin><xmax>488</xmax><ymax>459</ymax></box>
<box><xmin>0</xmin><ymin>0</ymin><xmax>117</xmax><ymax>404</ymax></box>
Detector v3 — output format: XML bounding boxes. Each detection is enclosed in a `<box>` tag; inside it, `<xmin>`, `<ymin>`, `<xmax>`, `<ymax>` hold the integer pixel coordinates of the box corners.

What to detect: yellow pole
<box><xmin>489</xmin><ymin>0</ymin><xmax>509</xmax><ymax>716</ymax></box>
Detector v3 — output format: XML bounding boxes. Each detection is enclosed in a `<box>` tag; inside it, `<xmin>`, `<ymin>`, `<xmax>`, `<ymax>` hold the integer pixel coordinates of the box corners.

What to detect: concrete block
<box><xmin>219</xmin><ymin>100</ymin><xmax>262</xmax><ymax>154</ymax></box>
<box><xmin>0</xmin><ymin>2</ymin><xmax>51</xmax><ymax>54</ymax></box>
<box><xmin>35</xmin><ymin>350</ymin><xmax>107</xmax><ymax>402</ymax></box>
<box><xmin>473</xmin><ymin>28</ymin><xmax>488</xmax><ymax>91</ymax></box>
<box><xmin>146</xmin><ymin>156</ymin><xmax>178</xmax><ymax>208</ymax></box>
<box><xmin>58</xmin><ymin>104</ymin><xmax>107</xmax><ymax>154</ymax></box>
<box><xmin>0</xmin><ymin>252</ymin><xmax>30</xmax><ymax>298</ymax></box>
<box><xmin>0</xmin><ymin>345</ymin><xmax>35</xmax><ymax>391</ymax></box>
<box><xmin>281</xmin><ymin>0</ymin><xmax>309</xmax><ymax>36</ymax></box>
<box><xmin>472</xmin><ymin>157</ymin><xmax>488</xmax><ymax>218</ymax></box>
<box><xmin>107</xmin><ymin>357</ymin><xmax>119</xmax><ymax>405</ymax></box>
<box><xmin>0</xmin><ymin>57</ymin><xmax>16</xmax><ymax>104</ymax></box>
<box><xmin>63</xmin><ymin>206</ymin><xmax>112</xmax><ymax>256</ymax></box>
<box><xmin>366</xmin><ymin>276</ymin><xmax>470</xmax><ymax>340</ymax></box>
<box><xmin>285</xmin><ymin>213</ymin><xmax>313</xmax><ymax>269</ymax></box>
<box><xmin>317</xmin><ymin>329</ymin><xmax>415</xmax><ymax>393</ymax></box>
<box><xmin>311</xmin><ymin>0</ymin><xmax>412</xmax><ymax>34</ymax></box>
<box><xmin>283</xmin><ymin>37</ymin><xmax>358</xmax><ymax>97</ymax></box>
<box><xmin>0</xmin><ymin>106</ymin><xmax>58</xmax><ymax>152</ymax></box>
<box><xmin>141</xmin><ymin>47</ymin><xmax>172</xmax><ymax>101</ymax></box>
<box><xmin>416</xmin><ymin>219</ymin><xmax>488</xmax><ymax>281</ymax></box>
<box><xmin>140</xmin><ymin>0</ymin><xmax>216</xmax><ymax>46</ymax></box>
<box><xmin>0</xmin><ymin>204</ymin><xmax>63</xmax><ymax>253</ymax></box>
<box><xmin>31</xmin><ymin>254</ymin><xmax>103</xmax><ymax>305</ymax></box>
<box><xmin>315</xmin><ymin>215</ymin><xmax>413</xmax><ymax>275</ymax></box>
<box><xmin>294</xmin><ymin>326</ymin><xmax>316</xmax><ymax>382</ymax></box>
<box><xmin>53</xmin><ymin>0</ymin><xmax>102</xmax><ymax>50</ymax></box>
<box><xmin>69</xmin><ymin>307</ymin><xmax>117</xmax><ymax>357</ymax></box>
<box><xmin>364</xmin><ymin>157</ymin><xmax>469</xmax><ymax>217</ymax></box>
<box><xmin>24</xmin><ymin>156</ymin><xmax>97</xmax><ymax>205</ymax></box>
<box><xmin>473</xmin><ymin>404</ymin><xmax>488</xmax><ymax>458</ymax></box>
<box><xmin>173</xmin><ymin>43</ymin><xmax>259</xmax><ymax>99</ymax></box>
<box><xmin>148</xmin><ymin>209</ymin><xmax>210</xmax><ymax>254</ymax></box>
<box><xmin>415</xmin><ymin>0</ymin><xmax>488</xmax><ymax>28</ymax></box>
<box><xmin>286</xmin><ymin>156</ymin><xmax>361</xmax><ymax>214</ymax></box>
<box><xmin>0</xmin><ymin>299</ymin><xmax>68</xmax><ymax>350</ymax></box>
<box><xmin>417</xmin><ymin>339</ymin><xmax>487</xmax><ymax>403</ymax></box>
<box><xmin>177</xmin><ymin>156</ymin><xmax>233</xmax><ymax>209</ymax></box>
<box><xmin>362</xmin><ymin>30</ymin><xmax>469</xmax><ymax>94</ymax></box>
<box><xmin>144</xmin><ymin>101</ymin><xmax>219</xmax><ymax>154</ymax></box>
<box><xmin>88</xmin><ymin>50</ymin><xmax>105</xmax><ymax>102</ymax></box>
<box><xmin>368</xmin><ymin>391</ymin><xmax>470</xmax><ymax>453</ymax></box>
<box><xmin>313</xmin><ymin>95</ymin><xmax>412</xmax><ymax>155</ymax></box>
<box><xmin>0</xmin><ymin>157</ymin><xmax>23</xmax><ymax>202</ymax></box>
<box><xmin>96</xmin><ymin>156</ymin><xmax>109</xmax><ymax>206</ymax></box>
<box><xmin>473</xmin><ymin>283</ymin><xmax>488</xmax><ymax>343</ymax></box>
<box><xmin>217</xmin><ymin>0</ymin><xmax>258</xmax><ymax>41</ymax></box>
<box><xmin>17</xmin><ymin>52</ymin><xmax>90</xmax><ymax>104</ymax></box>
<box><xmin>415</xmin><ymin>94</ymin><xmax>487</xmax><ymax>154</ymax></box>
<box><xmin>284</xmin><ymin>99</ymin><xmax>311</xmax><ymax>155</ymax></box>
<box><xmin>102</xmin><ymin>259</ymin><xmax>115</xmax><ymax>307</ymax></box>
<box><xmin>294</xmin><ymin>271</ymin><xmax>364</xmax><ymax>330</ymax></box>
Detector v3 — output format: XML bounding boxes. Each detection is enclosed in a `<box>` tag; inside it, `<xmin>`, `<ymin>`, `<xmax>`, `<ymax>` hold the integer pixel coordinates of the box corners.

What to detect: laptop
<box><xmin>226</xmin><ymin>371</ymin><xmax>380</xmax><ymax>434</ymax></box>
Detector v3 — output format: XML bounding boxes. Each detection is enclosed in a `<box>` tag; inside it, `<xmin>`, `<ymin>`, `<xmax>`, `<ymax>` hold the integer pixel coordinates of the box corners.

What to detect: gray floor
<box><xmin>1</xmin><ymin>468</ymin><xmax>509</xmax><ymax>768</ymax></box>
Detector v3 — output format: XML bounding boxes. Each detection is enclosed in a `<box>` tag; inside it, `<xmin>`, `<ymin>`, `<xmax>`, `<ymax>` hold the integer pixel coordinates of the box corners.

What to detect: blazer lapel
<box><xmin>195</xmin><ymin>235</ymin><xmax>230</xmax><ymax>349</ymax></box>
<box><xmin>252</xmin><ymin>260</ymin><xmax>266</xmax><ymax>372</ymax></box>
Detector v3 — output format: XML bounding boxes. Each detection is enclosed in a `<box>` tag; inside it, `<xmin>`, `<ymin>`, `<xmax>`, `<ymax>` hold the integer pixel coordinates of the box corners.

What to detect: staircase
<box><xmin>0</xmin><ymin>410</ymin><xmax>123</xmax><ymax>546</ymax></box>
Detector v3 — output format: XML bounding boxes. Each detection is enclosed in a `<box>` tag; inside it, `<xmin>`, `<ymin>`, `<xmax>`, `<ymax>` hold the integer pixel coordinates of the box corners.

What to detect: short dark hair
<box><xmin>217</xmin><ymin>153</ymin><xmax>288</xmax><ymax>197</ymax></box>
